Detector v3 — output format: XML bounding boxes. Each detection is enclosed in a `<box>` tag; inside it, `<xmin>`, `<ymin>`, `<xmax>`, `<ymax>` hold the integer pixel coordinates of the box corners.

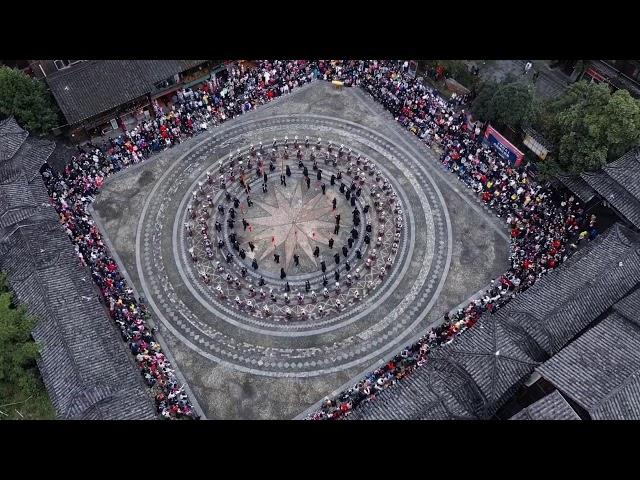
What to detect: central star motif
<box><xmin>249</xmin><ymin>179</ymin><xmax>339</xmax><ymax>270</ymax></box>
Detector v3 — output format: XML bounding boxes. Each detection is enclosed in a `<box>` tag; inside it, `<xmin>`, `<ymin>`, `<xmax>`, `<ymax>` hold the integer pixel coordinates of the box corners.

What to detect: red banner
<box><xmin>483</xmin><ymin>124</ymin><xmax>525</xmax><ymax>167</ymax></box>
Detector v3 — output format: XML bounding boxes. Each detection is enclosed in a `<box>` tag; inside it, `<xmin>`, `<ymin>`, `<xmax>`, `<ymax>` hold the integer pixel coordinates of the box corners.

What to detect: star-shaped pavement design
<box><xmin>249</xmin><ymin>179</ymin><xmax>339</xmax><ymax>270</ymax></box>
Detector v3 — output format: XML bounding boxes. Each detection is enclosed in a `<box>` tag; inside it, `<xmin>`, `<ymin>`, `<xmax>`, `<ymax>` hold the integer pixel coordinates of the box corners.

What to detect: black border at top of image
<box><xmin>3</xmin><ymin>4</ymin><xmax>639</xmax><ymax>60</ymax></box>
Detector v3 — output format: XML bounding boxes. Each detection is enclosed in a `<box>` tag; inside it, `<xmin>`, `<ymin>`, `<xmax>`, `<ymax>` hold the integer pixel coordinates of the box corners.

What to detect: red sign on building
<box><xmin>483</xmin><ymin>124</ymin><xmax>525</xmax><ymax>167</ymax></box>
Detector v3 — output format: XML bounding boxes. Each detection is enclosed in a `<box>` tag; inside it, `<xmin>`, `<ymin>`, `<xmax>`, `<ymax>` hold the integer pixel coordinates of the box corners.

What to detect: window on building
<box><xmin>154</xmin><ymin>75</ymin><xmax>178</xmax><ymax>90</ymax></box>
<box><xmin>54</xmin><ymin>60</ymin><xmax>82</xmax><ymax>71</ymax></box>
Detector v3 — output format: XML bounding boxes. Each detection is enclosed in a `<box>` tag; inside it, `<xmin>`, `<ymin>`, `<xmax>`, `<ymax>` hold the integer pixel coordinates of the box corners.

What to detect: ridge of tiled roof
<box><xmin>431</xmin><ymin>315</ymin><xmax>540</xmax><ymax>418</ymax></box>
<box><xmin>1</xmin><ymin>227</ymin><xmax>156</xmax><ymax>419</ymax></box>
<box><xmin>0</xmin><ymin>117</ymin><xmax>29</xmax><ymax>162</ymax></box>
<box><xmin>556</xmin><ymin>173</ymin><xmax>597</xmax><ymax>203</ymax></box>
<box><xmin>603</xmin><ymin>147</ymin><xmax>640</xmax><ymax>200</ymax></box>
<box><xmin>613</xmin><ymin>288</ymin><xmax>640</xmax><ymax>327</ymax></box>
<box><xmin>350</xmin><ymin>313</ymin><xmax>540</xmax><ymax>420</ymax></box>
<box><xmin>537</xmin><ymin>312</ymin><xmax>640</xmax><ymax>420</ymax></box>
<box><xmin>0</xmin><ymin>134</ymin><xmax>54</xmax><ymax>186</ymax></box>
<box><xmin>347</xmin><ymin>357</ymin><xmax>481</xmax><ymax>420</ymax></box>
<box><xmin>348</xmin><ymin>224</ymin><xmax>640</xmax><ymax>421</ymax></box>
<box><xmin>509</xmin><ymin>390</ymin><xmax>581</xmax><ymax>420</ymax></box>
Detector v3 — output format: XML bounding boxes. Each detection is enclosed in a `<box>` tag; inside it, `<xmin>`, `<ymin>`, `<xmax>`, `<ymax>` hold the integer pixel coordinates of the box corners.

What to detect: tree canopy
<box><xmin>542</xmin><ymin>81</ymin><xmax>640</xmax><ymax>173</ymax></box>
<box><xmin>489</xmin><ymin>82</ymin><xmax>537</xmax><ymax>130</ymax></box>
<box><xmin>0</xmin><ymin>66</ymin><xmax>60</xmax><ymax>135</ymax></box>
<box><xmin>471</xmin><ymin>77</ymin><xmax>536</xmax><ymax>130</ymax></box>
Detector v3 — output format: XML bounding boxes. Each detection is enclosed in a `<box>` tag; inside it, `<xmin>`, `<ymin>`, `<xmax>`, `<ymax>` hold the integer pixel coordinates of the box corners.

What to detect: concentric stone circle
<box><xmin>136</xmin><ymin>113</ymin><xmax>451</xmax><ymax>377</ymax></box>
<box><xmin>177</xmin><ymin>138</ymin><xmax>406</xmax><ymax>325</ymax></box>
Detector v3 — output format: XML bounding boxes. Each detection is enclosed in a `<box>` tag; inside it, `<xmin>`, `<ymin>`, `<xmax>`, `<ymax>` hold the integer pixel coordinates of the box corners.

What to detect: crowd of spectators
<box><xmin>38</xmin><ymin>59</ymin><xmax>595</xmax><ymax>420</ymax></box>
<box><xmin>41</xmin><ymin>61</ymin><xmax>316</xmax><ymax>419</ymax></box>
<box><xmin>306</xmin><ymin>61</ymin><xmax>595</xmax><ymax>419</ymax></box>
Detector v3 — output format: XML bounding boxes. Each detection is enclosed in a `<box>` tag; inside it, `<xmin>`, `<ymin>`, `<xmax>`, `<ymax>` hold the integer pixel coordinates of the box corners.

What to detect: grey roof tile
<box><xmin>349</xmin><ymin>224</ymin><xmax>640</xmax><ymax>421</ymax></box>
<box><xmin>509</xmin><ymin>390</ymin><xmax>581</xmax><ymax>420</ymax></box>
<box><xmin>603</xmin><ymin>148</ymin><xmax>640</xmax><ymax>200</ymax></box>
<box><xmin>5</xmin><ymin>229</ymin><xmax>157</xmax><ymax>420</ymax></box>
<box><xmin>556</xmin><ymin>174</ymin><xmax>597</xmax><ymax>203</ymax></box>
<box><xmin>614</xmin><ymin>288</ymin><xmax>640</xmax><ymax>327</ymax></box>
<box><xmin>432</xmin><ymin>315</ymin><xmax>540</xmax><ymax>418</ymax></box>
<box><xmin>0</xmin><ymin>117</ymin><xmax>29</xmax><ymax>162</ymax></box>
<box><xmin>523</xmin><ymin>127</ymin><xmax>554</xmax><ymax>151</ymax></box>
<box><xmin>537</xmin><ymin>313</ymin><xmax>640</xmax><ymax>420</ymax></box>
<box><xmin>581</xmin><ymin>149</ymin><xmax>640</xmax><ymax>229</ymax></box>
<box><xmin>500</xmin><ymin>224</ymin><xmax>640</xmax><ymax>355</ymax></box>
<box><xmin>348</xmin><ymin>359</ymin><xmax>479</xmax><ymax>420</ymax></box>
<box><xmin>0</xmin><ymin>173</ymin><xmax>39</xmax><ymax>228</ymax></box>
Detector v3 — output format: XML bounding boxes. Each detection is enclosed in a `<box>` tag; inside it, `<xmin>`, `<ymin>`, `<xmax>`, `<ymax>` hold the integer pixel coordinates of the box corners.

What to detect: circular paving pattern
<box><xmin>136</xmin><ymin>114</ymin><xmax>451</xmax><ymax>377</ymax></box>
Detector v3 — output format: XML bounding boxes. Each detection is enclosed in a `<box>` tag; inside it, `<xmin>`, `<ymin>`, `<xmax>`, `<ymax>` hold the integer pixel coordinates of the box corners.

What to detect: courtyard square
<box><xmin>91</xmin><ymin>80</ymin><xmax>509</xmax><ymax>419</ymax></box>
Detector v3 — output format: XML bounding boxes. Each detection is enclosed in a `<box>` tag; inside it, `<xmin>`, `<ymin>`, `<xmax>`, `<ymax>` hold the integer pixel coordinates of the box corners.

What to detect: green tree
<box><xmin>487</xmin><ymin>82</ymin><xmax>537</xmax><ymax>130</ymax></box>
<box><xmin>471</xmin><ymin>80</ymin><xmax>500</xmax><ymax>120</ymax></box>
<box><xmin>0</xmin><ymin>273</ymin><xmax>54</xmax><ymax>419</ymax></box>
<box><xmin>0</xmin><ymin>66</ymin><xmax>60</xmax><ymax>135</ymax></box>
<box><xmin>471</xmin><ymin>78</ymin><xmax>537</xmax><ymax>130</ymax></box>
<box><xmin>542</xmin><ymin>81</ymin><xmax>640</xmax><ymax>173</ymax></box>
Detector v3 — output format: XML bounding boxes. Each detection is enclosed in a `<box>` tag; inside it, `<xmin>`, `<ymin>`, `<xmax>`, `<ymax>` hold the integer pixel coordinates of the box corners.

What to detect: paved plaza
<box><xmin>92</xmin><ymin>81</ymin><xmax>509</xmax><ymax>419</ymax></box>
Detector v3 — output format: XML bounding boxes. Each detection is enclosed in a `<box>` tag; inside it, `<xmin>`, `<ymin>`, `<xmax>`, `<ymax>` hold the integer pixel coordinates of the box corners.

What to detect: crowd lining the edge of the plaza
<box><xmin>39</xmin><ymin>59</ymin><xmax>596</xmax><ymax>420</ymax></box>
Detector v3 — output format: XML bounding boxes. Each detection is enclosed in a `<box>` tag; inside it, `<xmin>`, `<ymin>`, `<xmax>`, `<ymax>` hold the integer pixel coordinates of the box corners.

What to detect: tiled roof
<box><xmin>556</xmin><ymin>174</ymin><xmax>597</xmax><ymax>203</ymax></box>
<box><xmin>589</xmin><ymin>61</ymin><xmax>640</xmax><ymax>97</ymax></box>
<box><xmin>499</xmin><ymin>224</ymin><xmax>640</xmax><ymax>356</ymax></box>
<box><xmin>581</xmin><ymin>147</ymin><xmax>640</xmax><ymax>229</ymax></box>
<box><xmin>0</xmin><ymin>173</ymin><xmax>39</xmax><ymax>228</ymax></box>
<box><xmin>509</xmin><ymin>390</ymin><xmax>581</xmax><ymax>420</ymax></box>
<box><xmin>1</xmin><ymin>226</ymin><xmax>156</xmax><ymax>420</ymax></box>
<box><xmin>347</xmin><ymin>358</ymin><xmax>480</xmax><ymax>420</ymax></box>
<box><xmin>431</xmin><ymin>315</ymin><xmax>540</xmax><ymax>418</ymax></box>
<box><xmin>523</xmin><ymin>126</ymin><xmax>554</xmax><ymax>151</ymax></box>
<box><xmin>537</xmin><ymin>313</ymin><xmax>640</xmax><ymax>420</ymax></box>
<box><xmin>46</xmin><ymin>60</ymin><xmax>207</xmax><ymax>125</ymax></box>
<box><xmin>348</xmin><ymin>223</ymin><xmax>640</xmax><ymax>420</ymax></box>
<box><xmin>0</xmin><ymin>117</ymin><xmax>29</xmax><ymax>162</ymax></box>
<box><xmin>0</xmin><ymin>126</ymin><xmax>54</xmax><ymax>186</ymax></box>
<box><xmin>602</xmin><ymin>147</ymin><xmax>640</xmax><ymax>203</ymax></box>
<box><xmin>614</xmin><ymin>288</ymin><xmax>640</xmax><ymax>327</ymax></box>
<box><xmin>351</xmin><ymin>314</ymin><xmax>540</xmax><ymax>420</ymax></box>
<box><xmin>0</xmin><ymin>119</ymin><xmax>156</xmax><ymax>419</ymax></box>
<box><xmin>13</xmin><ymin>138</ymin><xmax>55</xmax><ymax>182</ymax></box>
